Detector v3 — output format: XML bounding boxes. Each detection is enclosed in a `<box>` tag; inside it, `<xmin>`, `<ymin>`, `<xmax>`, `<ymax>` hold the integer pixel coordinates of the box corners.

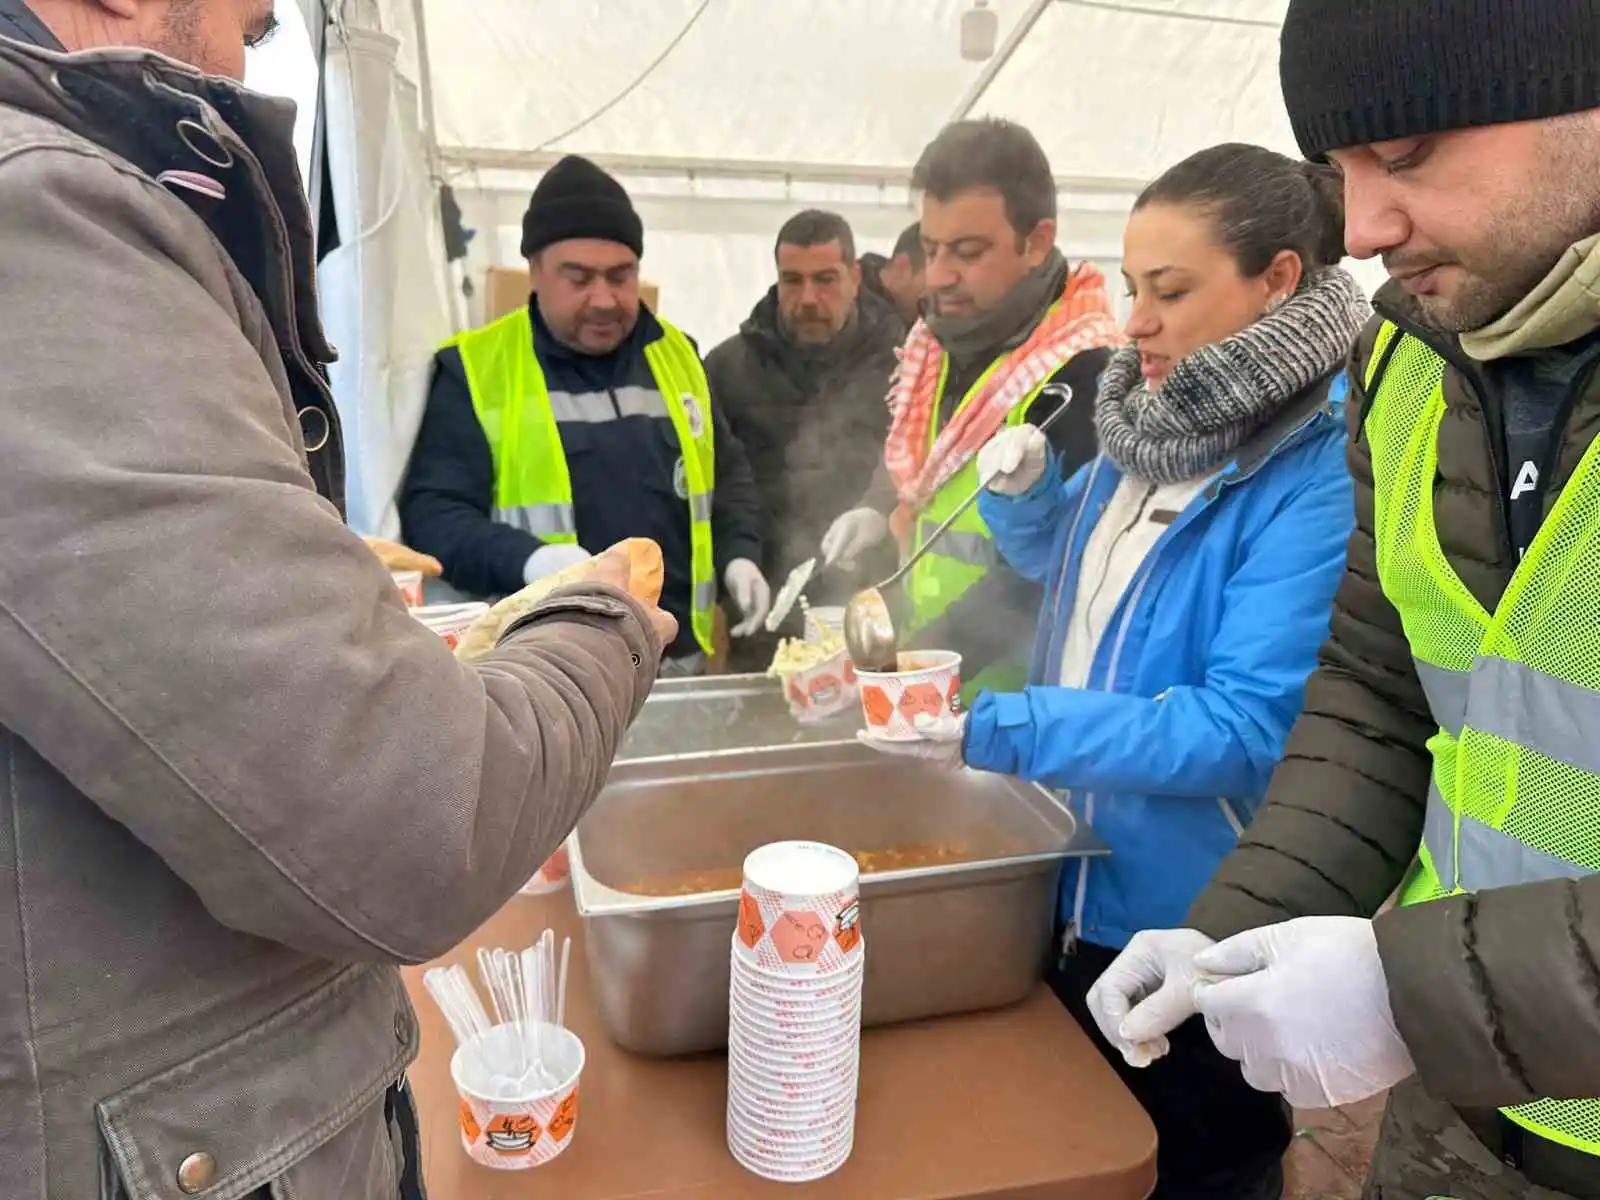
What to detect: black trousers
<box><xmin>1050</xmin><ymin>941</ymin><xmax>1292</xmax><ymax>1200</ymax></box>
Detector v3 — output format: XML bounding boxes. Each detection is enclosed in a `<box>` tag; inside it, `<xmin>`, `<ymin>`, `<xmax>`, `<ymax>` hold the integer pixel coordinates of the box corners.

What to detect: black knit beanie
<box><xmin>1280</xmin><ymin>0</ymin><xmax>1600</xmax><ymax>160</ymax></box>
<box><xmin>519</xmin><ymin>155</ymin><xmax>644</xmax><ymax>259</ymax></box>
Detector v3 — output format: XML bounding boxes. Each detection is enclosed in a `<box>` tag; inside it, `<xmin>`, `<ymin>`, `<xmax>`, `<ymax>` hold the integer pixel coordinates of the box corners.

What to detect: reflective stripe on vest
<box><xmin>1364</xmin><ymin>318</ymin><xmax>1600</xmax><ymax>1155</ymax></box>
<box><xmin>445</xmin><ymin>307</ymin><xmax>719</xmax><ymax>654</ymax></box>
<box><xmin>904</xmin><ymin>353</ymin><xmax>1051</xmax><ymax>633</ymax></box>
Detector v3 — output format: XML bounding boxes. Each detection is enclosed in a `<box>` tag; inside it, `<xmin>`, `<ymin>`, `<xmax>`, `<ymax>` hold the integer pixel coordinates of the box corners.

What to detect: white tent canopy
<box><xmin>314</xmin><ymin>0</ymin><xmax>1381</xmax><ymax>534</ymax></box>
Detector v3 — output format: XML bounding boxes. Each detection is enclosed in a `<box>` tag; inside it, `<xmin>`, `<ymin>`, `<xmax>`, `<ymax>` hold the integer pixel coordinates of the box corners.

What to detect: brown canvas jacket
<box><xmin>0</xmin><ymin>36</ymin><xmax>657</xmax><ymax>1198</ymax></box>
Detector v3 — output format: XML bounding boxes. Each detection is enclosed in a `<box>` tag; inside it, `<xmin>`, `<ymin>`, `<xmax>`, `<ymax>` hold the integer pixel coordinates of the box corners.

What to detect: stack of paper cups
<box><xmin>727</xmin><ymin>841</ymin><xmax>864</xmax><ymax>1183</ymax></box>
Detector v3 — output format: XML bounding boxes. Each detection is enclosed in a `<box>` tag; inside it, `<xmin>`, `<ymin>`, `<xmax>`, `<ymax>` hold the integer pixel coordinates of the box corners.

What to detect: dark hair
<box><xmin>1135</xmin><ymin>143</ymin><xmax>1346</xmax><ymax>277</ymax></box>
<box><xmin>775</xmin><ymin>209</ymin><xmax>856</xmax><ymax>264</ymax></box>
<box><xmin>911</xmin><ymin>118</ymin><xmax>1056</xmax><ymax>239</ymax></box>
<box><xmin>892</xmin><ymin>221</ymin><xmax>924</xmax><ymax>269</ymax></box>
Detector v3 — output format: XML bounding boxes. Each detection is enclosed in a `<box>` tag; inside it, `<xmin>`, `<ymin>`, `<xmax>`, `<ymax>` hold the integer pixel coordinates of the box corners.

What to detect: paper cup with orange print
<box><xmin>413</xmin><ymin>601</ymin><xmax>490</xmax><ymax>653</ymax></box>
<box><xmin>853</xmin><ymin>650</ymin><xmax>962</xmax><ymax>742</ymax></box>
<box><xmin>519</xmin><ymin>840</ymin><xmax>571</xmax><ymax>896</ymax></box>
<box><xmin>779</xmin><ymin>647</ymin><xmax>859</xmax><ymax>725</ymax></box>
<box><xmin>734</xmin><ymin>842</ymin><xmax>863</xmax><ymax>976</ymax></box>
<box><xmin>452</xmin><ymin>1022</ymin><xmax>585</xmax><ymax>1171</ymax></box>
<box><xmin>391</xmin><ymin>570</ymin><xmax>426</xmax><ymax>607</ymax></box>
<box><xmin>802</xmin><ymin>605</ymin><xmax>845</xmax><ymax>643</ymax></box>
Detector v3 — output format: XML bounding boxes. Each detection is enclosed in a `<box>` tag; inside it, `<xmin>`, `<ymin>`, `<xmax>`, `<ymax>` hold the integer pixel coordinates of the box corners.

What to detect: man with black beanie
<box><xmin>1084</xmin><ymin>4</ymin><xmax>1600</xmax><ymax>1197</ymax></box>
<box><xmin>402</xmin><ymin>155</ymin><xmax>769</xmax><ymax>672</ymax></box>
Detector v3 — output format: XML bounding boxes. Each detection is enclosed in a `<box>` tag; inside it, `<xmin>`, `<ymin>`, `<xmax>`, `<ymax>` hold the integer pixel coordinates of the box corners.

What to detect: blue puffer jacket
<box><xmin>962</xmin><ymin>374</ymin><xmax>1353</xmax><ymax>951</ymax></box>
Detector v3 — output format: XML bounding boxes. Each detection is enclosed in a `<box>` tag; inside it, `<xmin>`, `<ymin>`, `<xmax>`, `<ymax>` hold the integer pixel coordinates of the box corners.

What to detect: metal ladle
<box><xmin>843</xmin><ymin>384</ymin><xmax>1073</xmax><ymax>672</ymax></box>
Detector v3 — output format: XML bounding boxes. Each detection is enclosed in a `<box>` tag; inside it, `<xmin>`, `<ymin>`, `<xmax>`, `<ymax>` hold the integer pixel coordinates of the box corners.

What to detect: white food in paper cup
<box><xmin>802</xmin><ymin>605</ymin><xmax>845</xmax><ymax>643</ymax></box>
<box><xmin>767</xmin><ymin>623</ymin><xmax>857</xmax><ymax>723</ymax></box>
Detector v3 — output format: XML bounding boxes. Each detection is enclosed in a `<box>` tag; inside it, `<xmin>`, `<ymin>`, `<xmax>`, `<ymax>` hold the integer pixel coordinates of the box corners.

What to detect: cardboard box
<box><xmin>483</xmin><ymin>266</ymin><xmax>659</xmax><ymax>324</ymax></box>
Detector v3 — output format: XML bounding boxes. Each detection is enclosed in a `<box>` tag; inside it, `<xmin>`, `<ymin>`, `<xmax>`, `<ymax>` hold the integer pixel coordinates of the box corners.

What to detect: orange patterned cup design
<box><xmin>854</xmin><ymin>650</ymin><xmax>962</xmax><ymax>742</ymax></box>
<box><xmin>452</xmin><ymin>1022</ymin><xmax>585</xmax><ymax>1171</ymax></box>
<box><xmin>413</xmin><ymin>602</ymin><xmax>489</xmax><ymax>652</ymax></box>
<box><xmin>735</xmin><ymin>842</ymin><xmax>862</xmax><ymax>976</ymax></box>
<box><xmin>519</xmin><ymin>842</ymin><xmax>571</xmax><ymax>896</ymax></box>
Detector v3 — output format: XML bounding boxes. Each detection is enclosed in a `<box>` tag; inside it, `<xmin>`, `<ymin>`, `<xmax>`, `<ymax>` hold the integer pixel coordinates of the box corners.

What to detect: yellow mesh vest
<box><xmin>905</xmin><ymin>352</ymin><xmax>1055</xmax><ymax>699</ymax></box>
<box><xmin>1364</xmin><ymin>320</ymin><xmax>1600</xmax><ymax>1155</ymax></box>
<box><xmin>445</xmin><ymin>307</ymin><xmax>719</xmax><ymax>654</ymax></box>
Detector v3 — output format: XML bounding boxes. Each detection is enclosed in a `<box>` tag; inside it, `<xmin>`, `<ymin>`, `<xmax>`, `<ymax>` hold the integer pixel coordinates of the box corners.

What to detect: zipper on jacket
<box><xmin>1377</xmin><ymin>304</ymin><xmax>1515</xmax><ymax>571</ymax></box>
<box><xmin>1063</xmin><ymin>559</ymin><xmax>1156</xmax><ymax>953</ymax></box>
<box><xmin>607</xmin><ymin>387</ymin><xmax>624</xmax><ymax>421</ymax></box>
<box><xmin>1078</xmin><ymin>482</ymin><xmax>1158</xmax><ymax>643</ymax></box>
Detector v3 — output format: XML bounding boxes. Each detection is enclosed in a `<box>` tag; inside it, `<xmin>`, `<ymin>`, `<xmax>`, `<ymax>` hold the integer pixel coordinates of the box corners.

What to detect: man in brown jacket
<box><xmin>1083</xmin><ymin>2</ymin><xmax>1600</xmax><ymax>1198</ymax></box>
<box><xmin>0</xmin><ymin>1</ymin><xmax>675</xmax><ymax>1196</ymax></box>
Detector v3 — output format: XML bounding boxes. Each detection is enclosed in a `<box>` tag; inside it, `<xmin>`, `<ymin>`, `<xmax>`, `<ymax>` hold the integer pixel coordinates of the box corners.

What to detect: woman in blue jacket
<box><xmin>864</xmin><ymin>144</ymin><xmax>1368</xmax><ymax>1199</ymax></box>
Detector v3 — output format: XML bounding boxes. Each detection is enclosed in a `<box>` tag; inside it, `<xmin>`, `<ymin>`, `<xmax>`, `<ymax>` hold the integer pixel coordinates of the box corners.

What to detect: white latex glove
<box><xmin>819</xmin><ymin>507</ymin><xmax>890</xmax><ymax>569</ymax></box>
<box><xmin>723</xmin><ymin>558</ymin><xmax>771</xmax><ymax>638</ymax></box>
<box><xmin>976</xmin><ymin>425</ymin><xmax>1049</xmax><ymax>496</ymax></box>
<box><xmin>857</xmin><ymin>712</ymin><xmax>967</xmax><ymax>769</ymax></box>
<box><xmin>1192</xmin><ymin>916</ymin><xmax>1415</xmax><ymax>1108</ymax></box>
<box><xmin>1085</xmin><ymin>928</ymin><xmax>1217</xmax><ymax>1068</ymax></box>
<box><xmin>523</xmin><ymin>542</ymin><xmax>591</xmax><ymax>585</ymax></box>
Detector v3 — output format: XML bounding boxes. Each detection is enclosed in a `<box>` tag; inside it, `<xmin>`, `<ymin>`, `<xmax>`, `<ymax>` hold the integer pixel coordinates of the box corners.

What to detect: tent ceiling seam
<box><xmin>1055</xmin><ymin>0</ymin><xmax>1281</xmax><ymax>30</ymax></box>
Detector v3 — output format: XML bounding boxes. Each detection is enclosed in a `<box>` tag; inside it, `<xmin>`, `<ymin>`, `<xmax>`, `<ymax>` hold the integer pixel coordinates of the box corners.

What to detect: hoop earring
<box><xmin>1265</xmin><ymin>294</ymin><xmax>1288</xmax><ymax>314</ymax></box>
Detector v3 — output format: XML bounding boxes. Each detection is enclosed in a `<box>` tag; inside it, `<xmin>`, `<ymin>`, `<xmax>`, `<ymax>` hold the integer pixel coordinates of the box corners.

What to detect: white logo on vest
<box><xmin>673</xmin><ymin>456</ymin><xmax>689</xmax><ymax>500</ymax></box>
<box><xmin>1510</xmin><ymin>459</ymin><xmax>1539</xmax><ymax>501</ymax></box>
<box><xmin>682</xmin><ymin>394</ymin><xmax>704</xmax><ymax>438</ymax></box>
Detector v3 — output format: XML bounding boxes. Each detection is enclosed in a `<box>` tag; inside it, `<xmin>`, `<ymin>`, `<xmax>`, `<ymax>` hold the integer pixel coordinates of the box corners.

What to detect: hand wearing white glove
<box><xmin>1192</xmin><ymin>916</ymin><xmax>1415</xmax><ymax>1109</ymax></box>
<box><xmin>1085</xmin><ymin>928</ymin><xmax>1217</xmax><ymax>1068</ymax></box>
<box><xmin>523</xmin><ymin>542</ymin><xmax>592</xmax><ymax>585</ymax></box>
<box><xmin>819</xmin><ymin>507</ymin><xmax>890</xmax><ymax>569</ymax></box>
<box><xmin>977</xmin><ymin>425</ymin><xmax>1050</xmax><ymax>496</ymax></box>
<box><xmin>858</xmin><ymin>711</ymin><xmax>967</xmax><ymax>768</ymax></box>
<box><xmin>723</xmin><ymin>558</ymin><xmax>771</xmax><ymax>638</ymax></box>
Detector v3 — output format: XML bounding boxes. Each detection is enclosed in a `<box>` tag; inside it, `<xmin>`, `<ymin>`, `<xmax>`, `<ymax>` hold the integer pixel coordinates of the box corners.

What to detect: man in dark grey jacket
<box><xmin>0</xmin><ymin>1</ymin><xmax>672</xmax><ymax>1195</ymax></box>
<box><xmin>706</xmin><ymin>209</ymin><xmax>904</xmax><ymax>670</ymax></box>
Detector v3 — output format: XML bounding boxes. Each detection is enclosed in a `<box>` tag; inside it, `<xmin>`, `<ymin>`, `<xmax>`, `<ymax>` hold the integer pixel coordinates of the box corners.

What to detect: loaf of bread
<box><xmin>453</xmin><ymin>538</ymin><xmax>664</xmax><ymax>662</ymax></box>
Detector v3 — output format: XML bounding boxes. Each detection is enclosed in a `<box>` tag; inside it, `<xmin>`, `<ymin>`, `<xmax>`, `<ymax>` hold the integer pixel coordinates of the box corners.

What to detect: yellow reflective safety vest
<box><xmin>443</xmin><ymin>306</ymin><xmax>718</xmax><ymax>655</ymax></box>
<box><xmin>904</xmin><ymin>351</ymin><xmax>1054</xmax><ymax>699</ymax></box>
<box><xmin>1365</xmin><ymin>320</ymin><xmax>1600</xmax><ymax>1157</ymax></box>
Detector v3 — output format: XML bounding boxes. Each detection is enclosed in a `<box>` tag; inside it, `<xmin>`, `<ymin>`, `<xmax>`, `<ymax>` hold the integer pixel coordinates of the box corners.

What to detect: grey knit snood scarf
<box><xmin>1094</xmin><ymin>268</ymin><xmax>1370</xmax><ymax>484</ymax></box>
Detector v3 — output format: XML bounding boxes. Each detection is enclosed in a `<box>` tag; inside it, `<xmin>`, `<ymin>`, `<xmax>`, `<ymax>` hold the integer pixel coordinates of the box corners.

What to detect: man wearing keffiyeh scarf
<box><xmin>820</xmin><ymin>119</ymin><xmax>1122</xmax><ymax>697</ymax></box>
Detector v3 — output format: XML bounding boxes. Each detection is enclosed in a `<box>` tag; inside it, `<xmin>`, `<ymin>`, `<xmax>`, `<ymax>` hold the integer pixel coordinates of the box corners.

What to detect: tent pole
<box><xmin>408</xmin><ymin>0</ymin><xmax>442</xmax><ymax>162</ymax></box>
<box><xmin>407</xmin><ymin>0</ymin><xmax>465</xmax><ymax>332</ymax></box>
<box><xmin>946</xmin><ymin>0</ymin><xmax>1054</xmax><ymax>124</ymax></box>
<box><xmin>435</xmin><ymin>146</ymin><xmax>1144</xmax><ymax>196</ymax></box>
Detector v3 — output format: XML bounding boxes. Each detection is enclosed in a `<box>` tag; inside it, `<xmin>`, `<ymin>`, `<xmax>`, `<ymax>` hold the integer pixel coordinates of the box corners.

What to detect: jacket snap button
<box><xmin>297</xmin><ymin>405</ymin><xmax>331</xmax><ymax>453</ymax></box>
<box><xmin>394</xmin><ymin>1008</ymin><xmax>412</xmax><ymax>1043</ymax></box>
<box><xmin>630</xmin><ymin>653</ymin><xmax>642</xmax><ymax>667</ymax></box>
<box><xmin>176</xmin><ymin>1151</ymin><xmax>216</xmax><ymax>1193</ymax></box>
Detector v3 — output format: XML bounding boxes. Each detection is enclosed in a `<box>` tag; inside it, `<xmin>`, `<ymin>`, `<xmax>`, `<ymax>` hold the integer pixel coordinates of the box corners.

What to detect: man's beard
<box><xmin>1399</xmin><ymin>124</ymin><xmax>1600</xmax><ymax>333</ymax></box>
<box><xmin>151</xmin><ymin>0</ymin><xmax>208</xmax><ymax>65</ymax></box>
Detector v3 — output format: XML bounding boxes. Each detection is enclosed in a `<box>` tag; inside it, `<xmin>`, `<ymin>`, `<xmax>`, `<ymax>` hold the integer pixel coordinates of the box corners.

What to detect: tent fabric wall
<box><xmin>318</xmin><ymin>13</ymin><xmax>453</xmax><ymax>537</ymax></box>
<box><xmin>314</xmin><ymin>0</ymin><xmax>1387</xmax><ymax>534</ymax></box>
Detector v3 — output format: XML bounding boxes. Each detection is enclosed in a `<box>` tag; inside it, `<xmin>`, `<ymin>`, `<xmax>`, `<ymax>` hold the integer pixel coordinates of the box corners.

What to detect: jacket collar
<box><xmin>1222</xmin><ymin>369</ymin><xmax>1345</xmax><ymax>485</ymax></box>
<box><xmin>0</xmin><ymin>35</ymin><xmax>332</xmax><ymax>365</ymax></box>
<box><xmin>737</xmin><ymin>285</ymin><xmax>902</xmax><ymax>368</ymax></box>
<box><xmin>0</xmin><ymin>0</ymin><xmax>60</xmax><ymax>49</ymax></box>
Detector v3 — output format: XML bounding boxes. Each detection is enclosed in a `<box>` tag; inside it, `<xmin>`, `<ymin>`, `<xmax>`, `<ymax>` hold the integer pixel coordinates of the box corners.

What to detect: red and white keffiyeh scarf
<box><xmin>883</xmin><ymin>263</ymin><xmax>1123</xmax><ymax>541</ymax></box>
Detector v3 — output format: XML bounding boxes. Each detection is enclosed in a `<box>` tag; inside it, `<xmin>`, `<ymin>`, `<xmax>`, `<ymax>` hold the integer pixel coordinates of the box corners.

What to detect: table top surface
<box><xmin>402</xmin><ymin>888</ymin><xmax>1155</xmax><ymax>1199</ymax></box>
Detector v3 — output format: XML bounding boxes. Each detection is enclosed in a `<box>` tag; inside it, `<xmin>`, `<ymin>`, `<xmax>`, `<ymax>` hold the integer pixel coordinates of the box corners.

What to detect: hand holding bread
<box><xmin>453</xmin><ymin>538</ymin><xmax>676</xmax><ymax>663</ymax></box>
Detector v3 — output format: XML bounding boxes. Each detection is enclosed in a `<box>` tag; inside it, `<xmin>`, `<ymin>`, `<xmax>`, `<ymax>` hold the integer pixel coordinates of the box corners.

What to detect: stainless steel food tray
<box><xmin>571</xmin><ymin>741</ymin><xmax>1105</xmax><ymax>1056</ymax></box>
<box><xmin>618</xmin><ymin>673</ymin><xmax>859</xmax><ymax>763</ymax></box>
